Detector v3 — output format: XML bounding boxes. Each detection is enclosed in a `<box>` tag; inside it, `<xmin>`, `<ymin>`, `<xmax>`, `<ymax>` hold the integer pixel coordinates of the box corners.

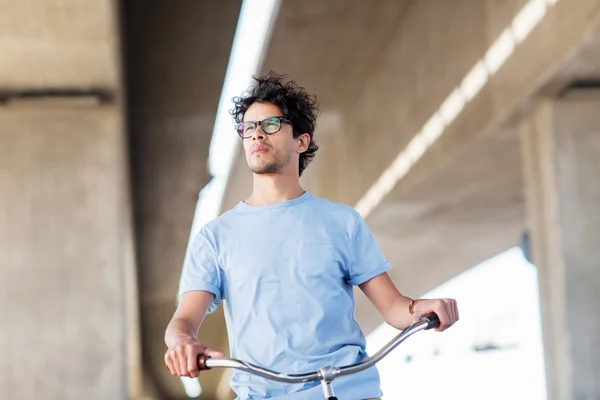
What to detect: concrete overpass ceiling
<box><xmin>354</xmin><ymin>0</ymin><xmax>600</xmax><ymax>333</ymax></box>
<box><xmin>262</xmin><ymin>0</ymin><xmax>415</xmax><ymax>108</ymax></box>
<box><xmin>122</xmin><ymin>1</ymin><xmax>242</xmax><ymax>398</ymax></box>
<box><xmin>221</xmin><ymin>0</ymin><xmax>600</xmax><ymax>338</ymax></box>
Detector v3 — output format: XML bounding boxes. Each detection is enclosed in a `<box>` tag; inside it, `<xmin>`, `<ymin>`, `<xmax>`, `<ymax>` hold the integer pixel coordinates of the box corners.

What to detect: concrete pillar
<box><xmin>122</xmin><ymin>1</ymin><xmax>241</xmax><ymax>397</ymax></box>
<box><xmin>0</xmin><ymin>107</ymin><xmax>136</xmax><ymax>399</ymax></box>
<box><xmin>520</xmin><ymin>99</ymin><xmax>600</xmax><ymax>400</ymax></box>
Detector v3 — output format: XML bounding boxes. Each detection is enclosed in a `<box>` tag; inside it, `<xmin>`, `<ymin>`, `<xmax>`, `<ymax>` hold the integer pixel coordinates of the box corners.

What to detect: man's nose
<box><xmin>250</xmin><ymin>127</ymin><xmax>265</xmax><ymax>140</ymax></box>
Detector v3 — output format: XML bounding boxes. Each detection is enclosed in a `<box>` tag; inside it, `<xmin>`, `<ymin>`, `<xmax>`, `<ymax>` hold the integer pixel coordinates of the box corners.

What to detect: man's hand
<box><xmin>164</xmin><ymin>291</ymin><xmax>221</xmax><ymax>378</ymax></box>
<box><xmin>411</xmin><ymin>298</ymin><xmax>459</xmax><ymax>331</ymax></box>
<box><xmin>164</xmin><ymin>335</ymin><xmax>224</xmax><ymax>378</ymax></box>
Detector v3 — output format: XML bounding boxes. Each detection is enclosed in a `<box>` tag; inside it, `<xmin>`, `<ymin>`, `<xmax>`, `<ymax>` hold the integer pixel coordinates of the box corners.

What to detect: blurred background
<box><xmin>1</xmin><ymin>0</ymin><xmax>599</xmax><ymax>399</ymax></box>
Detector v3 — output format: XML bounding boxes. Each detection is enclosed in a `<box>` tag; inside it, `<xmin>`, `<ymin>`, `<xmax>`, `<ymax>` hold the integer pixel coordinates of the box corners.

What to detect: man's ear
<box><xmin>296</xmin><ymin>133</ymin><xmax>311</xmax><ymax>154</ymax></box>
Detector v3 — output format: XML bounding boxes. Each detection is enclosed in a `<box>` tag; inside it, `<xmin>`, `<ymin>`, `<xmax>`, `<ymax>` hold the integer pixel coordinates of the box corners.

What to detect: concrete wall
<box><xmin>0</xmin><ymin>107</ymin><xmax>132</xmax><ymax>399</ymax></box>
<box><xmin>122</xmin><ymin>1</ymin><xmax>242</xmax><ymax>397</ymax></box>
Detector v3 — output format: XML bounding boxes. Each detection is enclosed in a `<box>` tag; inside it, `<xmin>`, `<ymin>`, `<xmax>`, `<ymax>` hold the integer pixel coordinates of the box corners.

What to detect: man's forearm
<box><xmin>165</xmin><ymin>318</ymin><xmax>197</xmax><ymax>349</ymax></box>
<box><xmin>383</xmin><ymin>295</ymin><xmax>414</xmax><ymax>331</ymax></box>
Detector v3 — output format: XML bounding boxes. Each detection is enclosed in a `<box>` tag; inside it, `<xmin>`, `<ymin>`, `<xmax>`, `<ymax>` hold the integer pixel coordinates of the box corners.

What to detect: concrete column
<box><xmin>0</xmin><ymin>107</ymin><xmax>135</xmax><ymax>400</ymax></box>
<box><xmin>520</xmin><ymin>99</ymin><xmax>600</xmax><ymax>400</ymax></box>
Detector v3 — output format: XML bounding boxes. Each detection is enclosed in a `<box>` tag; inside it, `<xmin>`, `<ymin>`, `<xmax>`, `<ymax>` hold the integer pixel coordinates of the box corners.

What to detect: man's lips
<box><xmin>251</xmin><ymin>145</ymin><xmax>269</xmax><ymax>154</ymax></box>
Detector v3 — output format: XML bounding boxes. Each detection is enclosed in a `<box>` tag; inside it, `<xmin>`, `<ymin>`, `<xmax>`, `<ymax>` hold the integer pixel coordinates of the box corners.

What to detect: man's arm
<box><xmin>165</xmin><ymin>291</ymin><xmax>211</xmax><ymax>346</ymax></box>
<box><xmin>164</xmin><ymin>291</ymin><xmax>223</xmax><ymax>378</ymax></box>
<box><xmin>359</xmin><ymin>272</ymin><xmax>459</xmax><ymax>331</ymax></box>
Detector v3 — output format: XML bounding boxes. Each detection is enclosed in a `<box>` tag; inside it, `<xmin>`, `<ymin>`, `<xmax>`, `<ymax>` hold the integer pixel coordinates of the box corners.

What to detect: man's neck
<box><xmin>246</xmin><ymin>174</ymin><xmax>305</xmax><ymax>206</ymax></box>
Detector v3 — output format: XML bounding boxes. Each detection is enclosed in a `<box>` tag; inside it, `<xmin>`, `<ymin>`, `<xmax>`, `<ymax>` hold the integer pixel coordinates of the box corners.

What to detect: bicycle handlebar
<box><xmin>198</xmin><ymin>314</ymin><xmax>440</xmax><ymax>384</ymax></box>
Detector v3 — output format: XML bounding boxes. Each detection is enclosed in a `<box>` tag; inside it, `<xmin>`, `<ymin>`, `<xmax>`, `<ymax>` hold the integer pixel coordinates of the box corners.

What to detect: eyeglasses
<box><xmin>235</xmin><ymin>116</ymin><xmax>291</xmax><ymax>139</ymax></box>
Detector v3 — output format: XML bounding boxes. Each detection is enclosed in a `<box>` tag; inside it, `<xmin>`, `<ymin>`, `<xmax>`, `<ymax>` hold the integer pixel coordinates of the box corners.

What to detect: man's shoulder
<box><xmin>307</xmin><ymin>194</ymin><xmax>361</xmax><ymax>223</ymax></box>
<box><xmin>201</xmin><ymin>207</ymin><xmax>238</xmax><ymax>233</ymax></box>
<box><xmin>309</xmin><ymin>193</ymin><xmax>358</xmax><ymax>213</ymax></box>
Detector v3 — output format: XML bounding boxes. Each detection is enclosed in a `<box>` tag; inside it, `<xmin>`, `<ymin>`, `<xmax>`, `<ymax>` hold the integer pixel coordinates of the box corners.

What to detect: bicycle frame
<box><xmin>198</xmin><ymin>314</ymin><xmax>440</xmax><ymax>400</ymax></box>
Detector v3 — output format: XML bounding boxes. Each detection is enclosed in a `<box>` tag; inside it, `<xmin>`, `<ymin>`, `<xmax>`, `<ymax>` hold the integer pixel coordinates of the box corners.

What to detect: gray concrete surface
<box><xmin>0</xmin><ymin>107</ymin><xmax>131</xmax><ymax>399</ymax></box>
<box><xmin>0</xmin><ymin>1</ymin><xmax>144</xmax><ymax>399</ymax></box>
<box><xmin>521</xmin><ymin>99</ymin><xmax>600</xmax><ymax>400</ymax></box>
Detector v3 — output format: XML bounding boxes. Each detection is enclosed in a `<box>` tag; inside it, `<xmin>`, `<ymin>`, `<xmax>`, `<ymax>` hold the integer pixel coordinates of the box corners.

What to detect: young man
<box><xmin>165</xmin><ymin>72</ymin><xmax>459</xmax><ymax>400</ymax></box>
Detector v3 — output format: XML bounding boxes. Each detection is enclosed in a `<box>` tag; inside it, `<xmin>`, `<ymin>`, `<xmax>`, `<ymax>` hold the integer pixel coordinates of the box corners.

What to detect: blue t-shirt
<box><xmin>179</xmin><ymin>191</ymin><xmax>391</xmax><ymax>400</ymax></box>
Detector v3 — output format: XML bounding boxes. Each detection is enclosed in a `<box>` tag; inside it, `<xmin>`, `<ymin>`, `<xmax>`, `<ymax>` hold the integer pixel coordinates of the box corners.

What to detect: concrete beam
<box><xmin>0</xmin><ymin>0</ymin><xmax>120</xmax><ymax>90</ymax></box>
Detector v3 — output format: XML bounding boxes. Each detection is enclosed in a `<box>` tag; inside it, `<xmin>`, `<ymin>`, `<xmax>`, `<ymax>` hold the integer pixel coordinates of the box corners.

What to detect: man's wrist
<box><xmin>408</xmin><ymin>298</ymin><xmax>420</xmax><ymax>315</ymax></box>
<box><xmin>165</xmin><ymin>330</ymin><xmax>196</xmax><ymax>348</ymax></box>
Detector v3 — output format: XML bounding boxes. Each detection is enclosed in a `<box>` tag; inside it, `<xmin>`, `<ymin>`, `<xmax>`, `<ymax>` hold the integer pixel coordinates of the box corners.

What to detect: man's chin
<box><xmin>252</xmin><ymin>169</ymin><xmax>280</xmax><ymax>175</ymax></box>
<box><xmin>250</xmin><ymin>163</ymin><xmax>281</xmax><ymax>175</ymax></box>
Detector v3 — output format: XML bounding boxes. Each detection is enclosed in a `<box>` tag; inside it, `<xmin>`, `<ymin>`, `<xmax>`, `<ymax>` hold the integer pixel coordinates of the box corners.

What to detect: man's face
<box><xmin>241</xmin><ymin>102</ymin><xmax>298</xmax><ymax>175</ymax></box>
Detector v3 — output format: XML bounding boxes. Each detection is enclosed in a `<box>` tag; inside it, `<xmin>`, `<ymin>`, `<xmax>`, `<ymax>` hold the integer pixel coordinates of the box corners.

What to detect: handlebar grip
<box><xmin>423</xmin><ymin>313</ymin><xmax>440</xmax><ymax>330</ymax></box>
<box><xmin>198</xmin><ymin>355</ymin><xmax>212</xmax><ymax>371</ymax></box>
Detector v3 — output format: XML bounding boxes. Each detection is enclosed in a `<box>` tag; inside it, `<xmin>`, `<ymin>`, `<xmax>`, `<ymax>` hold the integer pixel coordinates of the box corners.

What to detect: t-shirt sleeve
<box><xmin>347</xmin><ymin>211</ymin><xmax>391</xmax><ymax>286</ymax></box>
<box><xmin>178</xmin><ymin>228</ymin><xmax>224</xmax><ymax>314</ymax></box>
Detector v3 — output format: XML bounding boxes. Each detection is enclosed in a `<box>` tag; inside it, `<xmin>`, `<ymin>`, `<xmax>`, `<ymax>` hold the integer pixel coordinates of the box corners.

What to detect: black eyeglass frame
<box><xmin>235</xmin><ymin>116</ymin><xmax>292</xmax><ymax>139</ymax></box>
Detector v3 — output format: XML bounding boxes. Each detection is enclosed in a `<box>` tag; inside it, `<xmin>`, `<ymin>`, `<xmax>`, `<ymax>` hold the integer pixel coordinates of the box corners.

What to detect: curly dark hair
<box><xmin>230</xmin><ymin>71</ymin><xmax>320</xmax><ymax>176</ymax></box>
